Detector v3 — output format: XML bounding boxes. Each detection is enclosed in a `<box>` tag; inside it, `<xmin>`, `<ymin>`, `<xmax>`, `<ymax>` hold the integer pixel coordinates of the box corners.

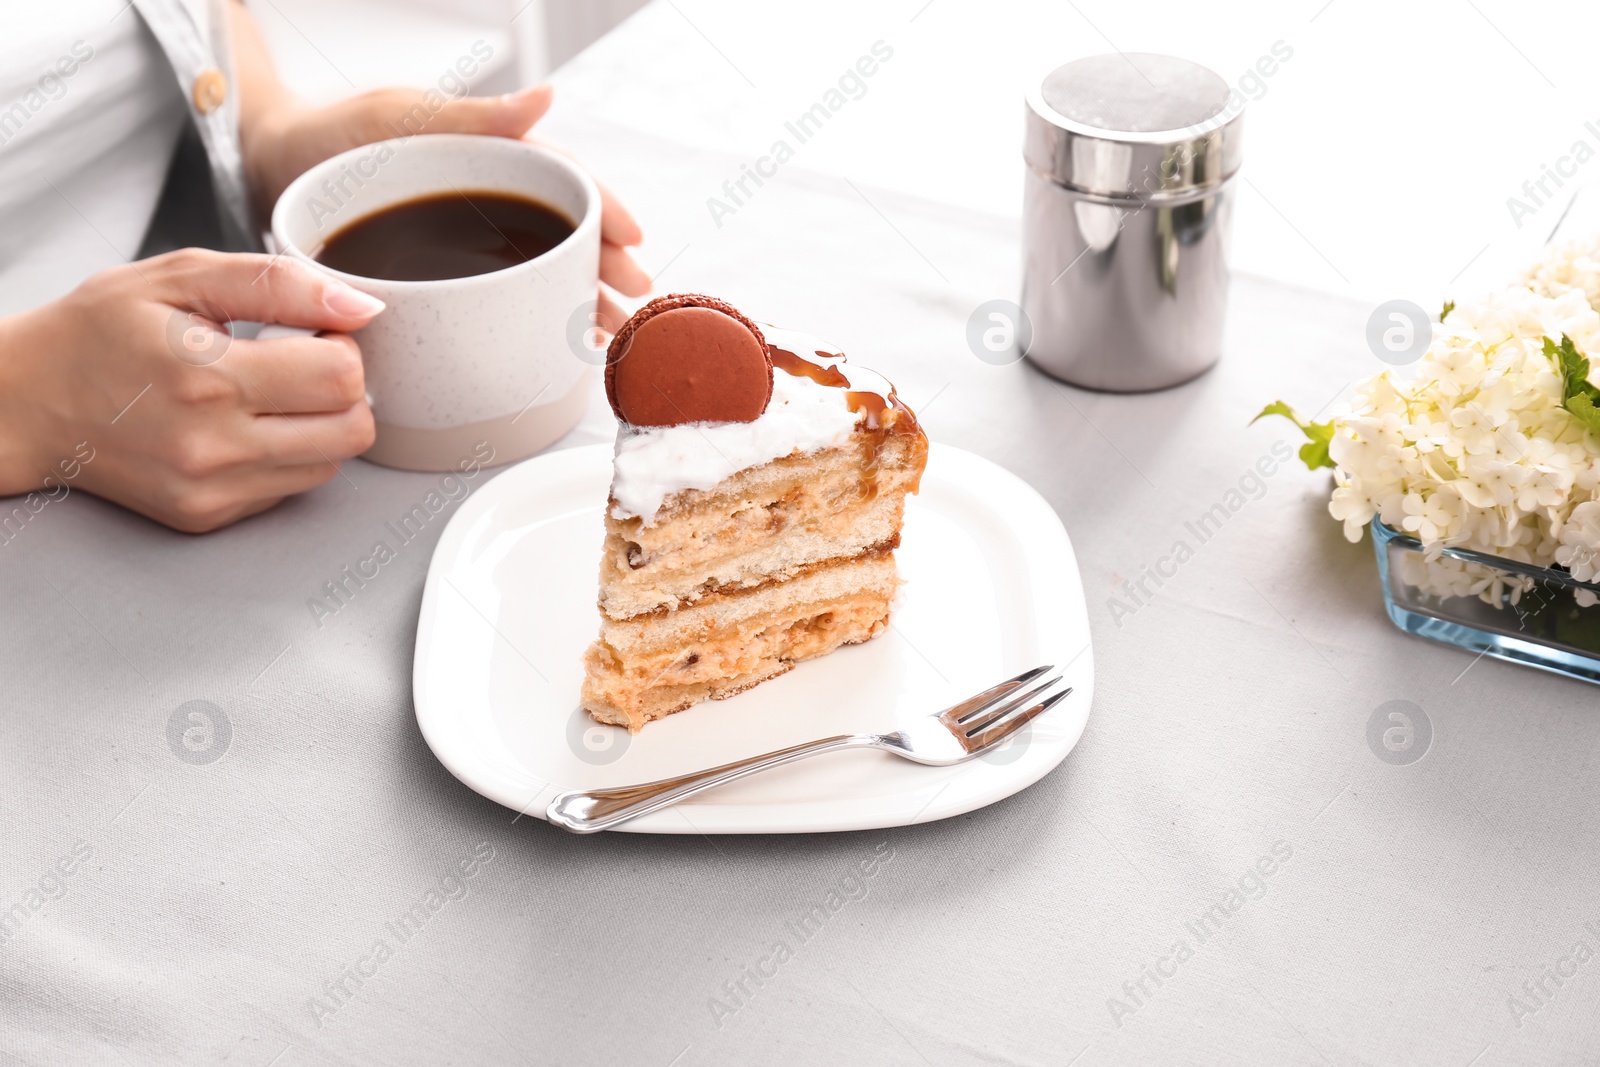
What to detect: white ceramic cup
<box><xmin>265</xmin><ymin>133</ymin><xmax>601</xmax><ymax>471</ymax></box>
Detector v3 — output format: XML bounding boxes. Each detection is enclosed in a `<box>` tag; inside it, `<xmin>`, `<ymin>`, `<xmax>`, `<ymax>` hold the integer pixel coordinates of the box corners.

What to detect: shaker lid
<box><xmin>1024</xmin><ymin>53</ymin><xmax>1243</xmax><ymax>200</ymax></box>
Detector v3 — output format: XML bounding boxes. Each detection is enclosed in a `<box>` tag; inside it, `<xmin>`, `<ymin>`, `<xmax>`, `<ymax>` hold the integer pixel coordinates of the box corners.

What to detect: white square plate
<box><xmin>414</xmin><ymin>442</ymin><xmax>1093</xmax><ymax>833</ymax></box>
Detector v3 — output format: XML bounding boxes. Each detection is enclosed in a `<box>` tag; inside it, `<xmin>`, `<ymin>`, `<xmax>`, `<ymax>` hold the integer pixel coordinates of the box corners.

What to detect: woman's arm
<box><xmin>0</xmin><ymin>7</ymin><xmax>651</xmax><ymax>533</ymax></box>
<box><xmin>229</xmin><ymin>0</ymin><xmax>300</xmax><ymax>226</ymax></box>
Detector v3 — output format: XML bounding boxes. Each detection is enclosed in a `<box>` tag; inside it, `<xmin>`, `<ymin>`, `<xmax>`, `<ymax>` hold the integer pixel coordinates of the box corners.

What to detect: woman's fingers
<box><xmin>225</xmin><ymin>462</ymin><xmax>346</xmax><ymax>498</ymax></box>
<box><xmin>347</xmin><ymin>91</ymin><xmax>649</xmax><ymax>252</ymax></box>
<box><xmin>230</xmin><ymin>333</ymin><xmax>367</xmax><ymax>415</ymax></box>
<box><xmin>247</xmin><ymin>403</ymin><xmax>377</xmax><ymax>467</ymax></box>
<box><xmin>601</xmin><ymin>242</ymin><xmax>652</xmax><ymax>297</ymax></box>
<box><xmin>596</xmin><ymin>290</ymin><xmax>628</xmax><ymax>335</ymax></box>
<box><xmin>166</xmin><ymin>463</ymin><xmax>346</xmax><ymax>533</ymax></box>
<box><xmin>152</xmin><ymin>248</ymin><xmax>385</xmax><ymax>333</ymax></box>
<box><xmin>593</xmin><ymin>175</ymin><xmax>644</xmax><ymax>247</ymax></box>
<box><xmin>522</xmin><ymin>135</ymin><xmax>643</xmax><ymax>247</ymax></box>
<box><xmin>402</xmin><ymin>84</ymin><xmax>555</xmax><ymax>139</ymax></box>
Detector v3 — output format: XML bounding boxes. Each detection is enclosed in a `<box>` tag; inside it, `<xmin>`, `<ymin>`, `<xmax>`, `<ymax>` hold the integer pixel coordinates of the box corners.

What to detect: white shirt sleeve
<box><xmin>0</xmin><ymin>0</ymin><xmax>250</xmax><ymax>316</ymax></box>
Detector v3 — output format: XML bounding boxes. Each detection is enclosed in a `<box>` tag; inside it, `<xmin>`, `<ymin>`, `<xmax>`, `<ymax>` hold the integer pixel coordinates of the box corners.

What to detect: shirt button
<box><xmin>192</xmin><ymin>68</ymin><xmax>227</xmax><ymax>114</ymax></box>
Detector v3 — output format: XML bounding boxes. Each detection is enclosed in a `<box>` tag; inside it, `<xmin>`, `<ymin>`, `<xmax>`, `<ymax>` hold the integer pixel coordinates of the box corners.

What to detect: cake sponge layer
<box><xmin>600</xmin><ymin>434</ymin><xmax>925</xmax><ymax>620</ymax></box>
<box><xmin>581</xmin><ymin>552</ymin><xmax>898</xmax><ymax>731</ymax></box>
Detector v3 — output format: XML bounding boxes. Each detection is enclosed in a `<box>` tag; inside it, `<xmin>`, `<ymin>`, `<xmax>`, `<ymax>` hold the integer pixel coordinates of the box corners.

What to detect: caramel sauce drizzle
<box><xmin>769</xmin><ymin>345</ymin><xmax>922</xmax><ymax>438</ymax></box>
<box><xmin>768</xmin><ymin>345</ymin><xmax>926</xmax><ymax>503</ymax></box>
<box><xmin>844</xmin><ymin>391</ymin><xmax>921</xmax><ymax>438</ymax></box>
<box><xmin>769</xmin><ymin>346</ymin><xmax>849</xmax><ymax>388</ymax></box>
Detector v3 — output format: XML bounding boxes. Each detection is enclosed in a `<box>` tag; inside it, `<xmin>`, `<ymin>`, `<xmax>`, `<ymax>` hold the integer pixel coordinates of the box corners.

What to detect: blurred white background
<box><xmin>253</xmin><ymin>0</ymin><xmax>1600</xmax><ymax>311</ymax></box>
<box><xmin>248</xmin><ymin>0</ymin><xmax>649</xmax><ymax>100</ymax></box>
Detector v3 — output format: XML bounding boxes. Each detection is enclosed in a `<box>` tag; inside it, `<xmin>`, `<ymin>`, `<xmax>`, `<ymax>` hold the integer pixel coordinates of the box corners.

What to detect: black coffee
<box><xmin>315</xmin><ymin>190</ymin><xmax>575</xmax><ymax>281</ymax></box>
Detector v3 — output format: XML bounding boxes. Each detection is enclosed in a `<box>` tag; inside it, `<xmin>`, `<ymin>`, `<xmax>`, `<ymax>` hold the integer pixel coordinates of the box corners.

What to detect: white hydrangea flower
<box><xmin>1329</xmin><ymin>482</ymin><xmax>1378</xmax><ymax>542</ymax></box>
<box><xmin>1458</xmin><ymin>452</ymin><xmax>1523</xmax><ymax>509</ymax></box>
<box><xmin>1321</xmin><ymin>277</ymin><xmax>1600</xmax><ymax>610</ymax></box>
<box><xmin>1555</xmin><ymin>500</ymin><xmax>1600</xmax><ymax>582</ymax></box>
<box><xmin>1400</xmin><ymin>488</ymin><xmax>1459</xmax><ymax>543</ymax></box>
<box><xmin>1525</xmin><ymin>234</ymin><xmax>1600</xmax><ymax>315</ymax></box>
<box><xmin>1448</xmin><ymin>404</ymin><xmax>1500</xmax><ymax>456</ymax></box>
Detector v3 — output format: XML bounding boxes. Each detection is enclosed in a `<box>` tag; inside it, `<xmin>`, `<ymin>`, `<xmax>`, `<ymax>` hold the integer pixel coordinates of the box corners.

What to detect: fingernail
<box><xmin>325</xmin><ymin>283</ymin><xmax>385</xmax><ymax>318</ymax></box>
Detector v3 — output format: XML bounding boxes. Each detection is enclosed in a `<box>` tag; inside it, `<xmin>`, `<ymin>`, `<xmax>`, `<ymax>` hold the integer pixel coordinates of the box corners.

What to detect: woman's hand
<box><xmin>242</xmin><ymin>84</ymin><xmax>650</xmax><ymax>324</ymax></box>
<box><xmin>0</xmin><ymin>249</ymin><xmax>385</xmax><ymax>532</ymax></box>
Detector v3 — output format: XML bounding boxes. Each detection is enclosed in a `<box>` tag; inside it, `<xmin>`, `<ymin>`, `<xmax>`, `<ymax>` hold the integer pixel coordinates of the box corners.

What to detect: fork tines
<box><xmin>940</xmin><ymin>665</ymin><xmax>1072</xmax><ymax>754</ymax></box>
<box><xmin>944</xmin><ymin>664</ymin><xmax>1053</xmax><ymax>725</ymax></box>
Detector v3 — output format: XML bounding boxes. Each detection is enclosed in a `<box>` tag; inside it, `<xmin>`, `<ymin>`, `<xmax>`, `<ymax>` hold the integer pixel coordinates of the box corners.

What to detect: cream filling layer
<box><xmin>607</xmin><ymin>325</ymin><xmax>895</xmax><ymax>526</ymax></box>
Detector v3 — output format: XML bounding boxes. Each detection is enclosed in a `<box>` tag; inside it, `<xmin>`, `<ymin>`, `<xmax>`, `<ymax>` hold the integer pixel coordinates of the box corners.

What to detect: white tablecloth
<box><xmin>4</xmin><ymin>4</ymin><xmax>1596</xmax><ymax>1066</ymax></box>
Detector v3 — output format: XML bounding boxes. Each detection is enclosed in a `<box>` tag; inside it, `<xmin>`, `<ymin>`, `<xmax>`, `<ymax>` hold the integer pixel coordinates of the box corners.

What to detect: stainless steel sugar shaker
<box><xmin>1021</xmin><ymin>53</ymin><xmax>1243</xmax><ymax>392</ymax></box>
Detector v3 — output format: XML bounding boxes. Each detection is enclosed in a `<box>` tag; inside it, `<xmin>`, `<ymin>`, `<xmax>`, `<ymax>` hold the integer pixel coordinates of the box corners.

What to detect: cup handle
<box><xmin>253</xmin><ymin>324</ymin><xmax>376</xmax><ymax>412</ymax></box>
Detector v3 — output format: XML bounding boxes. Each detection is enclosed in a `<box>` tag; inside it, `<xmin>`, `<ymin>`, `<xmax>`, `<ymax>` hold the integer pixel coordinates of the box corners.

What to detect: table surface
<box><xmin>7</xmin><ymin>4</ymin><xmax>1600</xmax><ymax>1066</ymax></box>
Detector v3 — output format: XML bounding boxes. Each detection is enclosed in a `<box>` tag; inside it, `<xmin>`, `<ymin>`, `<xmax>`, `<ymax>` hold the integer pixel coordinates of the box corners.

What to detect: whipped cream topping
<box><xmin>609</xmin><ymin>325</ymin><xmax>866</xmax><ymax>525</ymax></box>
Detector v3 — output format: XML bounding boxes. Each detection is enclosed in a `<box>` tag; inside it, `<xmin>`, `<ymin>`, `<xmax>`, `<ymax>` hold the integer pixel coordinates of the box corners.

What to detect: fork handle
<box><xmin>545</xmin><ymin>733</ymin><xmax>879</xmax><ymax>833</ymax></box>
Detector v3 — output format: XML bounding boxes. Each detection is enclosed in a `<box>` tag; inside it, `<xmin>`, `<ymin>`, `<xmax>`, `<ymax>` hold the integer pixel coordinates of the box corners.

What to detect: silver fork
<box><xmin>545</xmin><ymin>665</ymin><xmax>1072</xmax><ymax>833</ymax></box>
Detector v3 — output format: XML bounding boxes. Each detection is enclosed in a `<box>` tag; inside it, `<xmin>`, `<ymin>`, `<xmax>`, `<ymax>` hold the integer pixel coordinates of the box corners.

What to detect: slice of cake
<box><xmin>579</xmin><ymin>294</ymin><xmax>928</xmax><ymax>731</ymax></box>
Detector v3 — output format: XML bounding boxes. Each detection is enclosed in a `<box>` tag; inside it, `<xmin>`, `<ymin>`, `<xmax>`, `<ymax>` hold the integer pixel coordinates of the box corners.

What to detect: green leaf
<box><xmin>1543</xmin><ymin>335</ymin><xmax>1586</xmax><ymax>395</ymax></box>
<box><xmin>1250</xmin><ymin>400</ymin><xmax>1298</xmax><ymax>426</ymax></box>
<box><xmin>1440</xmin><ymin>299</ymin><xmax>1455</xmax><ymax>322</ymax></box>
<box><xmin>1298</xmin><ymin>437</ymin><xmax>1333</xmax><ymax>470</ymax></box>
<box><xmin>1251</xmin><ymin>400</ymin><xmax>1336</xmax><ymax>470</ymax></box>
<box><xmin>1567</xmin><ymin>392</ymin><xmax>1600</xmax><ymax>437</ymax></box>
<box><xmin>1542</xmin><ymin>334</ymin><xmax>1600</xmax><ymax>440</ymax></box>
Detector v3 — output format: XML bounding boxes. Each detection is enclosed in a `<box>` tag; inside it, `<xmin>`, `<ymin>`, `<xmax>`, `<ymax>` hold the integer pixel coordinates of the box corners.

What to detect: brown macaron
<box><xmin>605</xmin><ymin>294</ymin><xmax>773</xmax><ymax>427</ymax></box>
